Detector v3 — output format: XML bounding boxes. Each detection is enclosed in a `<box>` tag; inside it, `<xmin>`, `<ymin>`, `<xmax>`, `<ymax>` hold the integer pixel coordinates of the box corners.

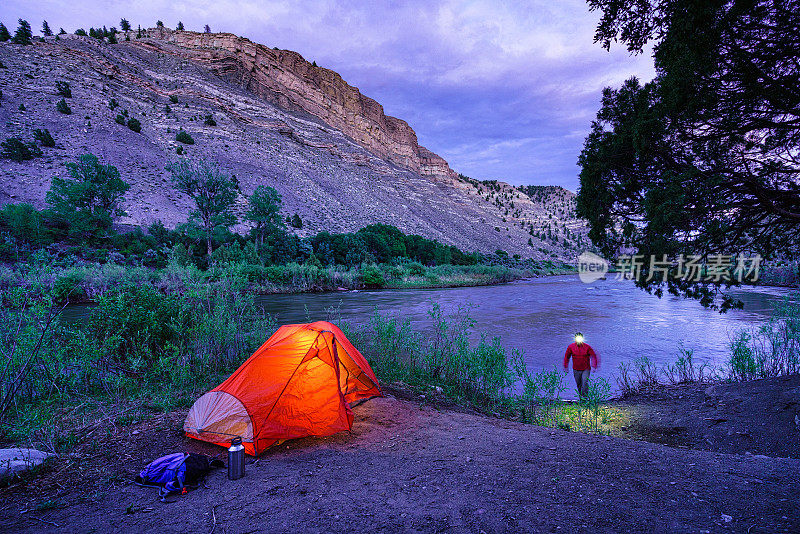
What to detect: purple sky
<box><xmin>0</xmin><ymin>0</ymin><xmax>654</xmax><ymax>190</ymax></box>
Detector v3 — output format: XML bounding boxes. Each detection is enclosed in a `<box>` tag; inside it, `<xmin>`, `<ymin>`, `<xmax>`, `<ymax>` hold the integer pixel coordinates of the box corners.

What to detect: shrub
<box><xmin>56</xmin><ymin>98</ymin><xmax>71</xmax><ymax>114</ymax></box>
<box><xmin>1</xmin><ymin>137</ymin><xmax>41</xmax><ymax>161</ymax></box>
<box><xmin>290</xmin><ymin>213</ymin><xmax>303</xmax><ymax>229</ymax></box>
<box><xmin>204</xmin><ymin>114</ymin><xmax>216</xmax><ymax>126</ymax></box>
<box><xmin>126</xmin><ymin>117</ymin><xmax>141</xmax><ymax>132</ymax></box>
<box><xmin>55</xmin><ymin>81</ymin><xmax>72</xmax><ymax>98</ymax></box>
<box><xmin>18</xmin><ymin>103</ymin><xmax>26</xmax><ymax>111</ymax></box>
<box><xmin>108</xmin><ymin>98</ymin><xmax>119</xmax><ymax>109</ymax></box>
<box><xmin>406</xmin><ymin>261</ymin><xmax>426</xmax><ymax>276</ymax></box>
<box><xmin>361</xmin><ymin>263</ymin><xmax>385</xmax><ymax>288</ymax></box>
<box><xmin>175</xmin><ymin>129</ymin><xmax>194</xmax><ymax>144</ymax></box>
<box><xmin>115</xmin><ymin>114</ymin><xmax>126</xmax><ymax>125</ymax></box>
<box><xmin>169</xmin><ymin>95</ymin><xmax>179</xmax><ymax>104</ymax></box>
<box><xmin>33</xmin><ymin>128</ymin><xmax>55</xmax><ymax>147</ymax></box>
<box><xmin>52</xmin><ymin>271</ymin><xmax>88</xmax><ymax>303</ymax></box>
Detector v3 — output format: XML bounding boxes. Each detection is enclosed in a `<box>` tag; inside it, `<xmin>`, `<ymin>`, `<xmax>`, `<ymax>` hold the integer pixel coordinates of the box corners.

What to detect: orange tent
<box><xmin>184</xmin><ymin>321</ymin><xmax>382</xmax><ymax>455</ymax></box>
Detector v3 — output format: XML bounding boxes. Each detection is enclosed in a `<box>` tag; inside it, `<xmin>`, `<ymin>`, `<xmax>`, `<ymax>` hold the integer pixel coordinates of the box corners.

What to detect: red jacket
<box><xmin>564</xmin><ymin>342</ymin><xmax>598</xmax><ymax>371</ymax></box>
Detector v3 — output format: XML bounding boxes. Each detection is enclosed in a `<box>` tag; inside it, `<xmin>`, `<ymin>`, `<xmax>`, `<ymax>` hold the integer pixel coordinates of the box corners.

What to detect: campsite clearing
<box><xmin>2</xmin><ymin>393</ymin><xmax>799</xmax><ymax>533</ymax></box>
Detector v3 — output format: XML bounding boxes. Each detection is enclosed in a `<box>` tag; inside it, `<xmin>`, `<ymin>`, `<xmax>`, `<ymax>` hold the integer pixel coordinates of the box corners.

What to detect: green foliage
<box><xmin>126</xmin><ymin>117</ymin><xmax>141</xmax><ymax>132</ymax></box>
<box><xmin>56</xmin><ymin>98</ymin><xmax>71</xmax><ymax>114</ymax></box>
<box><xmin>55</xmin><ymin>81</ymin><xmax>72</xmax><ymax>98</ymax></box>
<box><xmin>360</xmin><ymin>263</ymin><xmax>385</xmax><ymax>288</ymax></box>
<box><xmin>45</xmin><ymin>154</ymin><xmax>130</xmax><ymax>240</ymax></box>
<box><xmin>41</xmin><ymin>21</ymin><xmax>53</xmax><ymax>37</ymax></box>
<box><xmin>120</xmin><ymin>18</ymin><xmax>131</xmax><ymax>32</ymax></box>
<box><xmin>74</xmin><ymin>29</ymin><xmax>87</xmax><ymax>36</ymax></box>
<box><xmin>33</xmin><ymin>128</ymin><xmax>55</xmax><ymax>147</ymax></box>
<box><xmin>166</xmin><ymin>158</ymin><xmax>238</xmax><ymax>260</ymax></box>
<box><xmin>728</xmin><ymin>292</ymin><xmax>800</xmax><ymax>381</ymax></box>
<box><xmin>245</xmin><ymin>185</ymin><xmax>283</xmax><ymax>244</ymax></box>
<box><xmin>177</xmin><ymin>21</ymin><xmax>185</xmax><ymax>31</ymax></box>
<box><xmin>12</xmin><ymin>19</ymin><xmax>33</xmax><ymax>45</ymax></box>
<box><xmin>290</xmin><ymin>213</ymin><xmax>303</xmax><ymax>229</ymax></box>
<box><xmin>52</xmin><ymin>271</ymin><xmax>87</xmax><ymax>303</ymax></box>
<box><xmin>0</xmin><ymin>23</ymin><xmax>11</xmax><ymax>42</ymax></box>
<box><xmin>114</xmin><ymin>114</ymin><xmax>125</xmax><ymax>125</ymax></box>
<box><xmin>108</xmin><ymin>98</ymin><xmax>119</xmax><ymax>109</ymax></box>
<box><xmin>1</xmin><ymin>137</ymin><xmax>42</xmax><ymax>161</ymax></box>
<box><xmin>203</xmin><ymin>114</ymin><xmax>216</xmax><ymax>126</ymax></box>
<box><xmin>579</xmin><ymin>1</ymin><xmax>800</xmax><ymax>308</ymax></box>
<box><xmin>169</xmin><ymin>95</ymin><xmax>179</xmax><ymax>104</ymax></box>
<box><xmin>0</xmin><ymin>203</ymin><xmax>44</xmax><ymax>249</ymax></box>
<box><xmin>406</xmin><ymin>261</ymin><xmax>425</xmax><ymax>276</ymax></box>
<box><xmin>175</xmin><ymin>129</ymin><xmax>194</xmax><ymax>144</ymax></box>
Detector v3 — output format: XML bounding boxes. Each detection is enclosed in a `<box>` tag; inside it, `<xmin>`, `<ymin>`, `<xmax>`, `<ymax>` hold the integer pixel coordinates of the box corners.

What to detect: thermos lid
<box><xmin>231</xmin><ymin>436</ymin><xmax>242</xmax><ymax>446</ymax></box>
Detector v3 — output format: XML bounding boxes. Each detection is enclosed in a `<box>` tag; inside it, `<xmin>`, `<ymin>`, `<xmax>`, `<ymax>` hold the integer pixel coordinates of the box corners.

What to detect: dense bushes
<box><xmin>175</xmin><ymin>129</ymin><xmax>194</xmax><ymax>144</ymax></box>
<box><xmin>56</xmin><ymin>98</ymin><xmax>71</xmax><ymax>114</ymax></box>
<box><xmin>126</xmin><ymin>117</ymin><xmax>141</xmax><ymax>132</ymax></box>
<box><xmin>0</xmin><ymin>278</ymin><xmax>276</xmax><ymax>443</ymax></box>
<box><xmin>33</xmin><ymin>128</ymin><xmax>55</xmax><ymax>147</ymax></box>
<box><xmin>1</xmin><ymin>137</ymin><xmax>42</xmax><ymax>161</ymax></box>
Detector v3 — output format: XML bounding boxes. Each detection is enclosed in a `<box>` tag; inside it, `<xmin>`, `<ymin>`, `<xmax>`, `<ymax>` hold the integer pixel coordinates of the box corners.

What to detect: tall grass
<box><xmin>0</xmin><ymin>269</ymin><xmax>277</xmax><ymax>449</ymax></box>
<box><xmin>344</xmin><ymin>304</ymin><xmax>515</xmax><ymax>406</ymax></box>
<box><xmin>728</xmin><ymin>292</ymin><xmax>799</xmax><ymax>380</ymax></box>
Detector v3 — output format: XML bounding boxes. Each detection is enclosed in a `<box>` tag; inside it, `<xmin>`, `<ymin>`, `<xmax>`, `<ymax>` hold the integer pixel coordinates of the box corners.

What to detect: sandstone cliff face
<box><xmin>0</xmin><ymin>32</ymin><xmax>587</xmax><ymax>259</ymax></box>
<box><xmin>144</xmin><ymin>27</ymin><xmax>456</xmax><ymax>179</ymax></box>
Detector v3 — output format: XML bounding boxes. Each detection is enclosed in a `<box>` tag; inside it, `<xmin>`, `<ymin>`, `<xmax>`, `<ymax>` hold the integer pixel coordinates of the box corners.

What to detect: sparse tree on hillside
<box><xmin>12</xmin><ymin>19</ymin><xmax>33</xmax><ymax>45</ymax></box>
<box><xmin>177</xmin><ymin>21</ymin><xmax>184</xmax><ymax>31</ymax></box>
<box><xmin>156</xmin><ymin>20</ymin><xmax>164</xmax><ymax>28</ymax></box>
<box><xmin>58</xmin><ymin>28</ymin><xmax>66</xmax><ymax>35</ymax></box>
<box><xmin>290</xmin><ymin>213</ymin><xmax>303</xmax><ymax>229</ymax></box>
<box><xmin>166</xmin><ymin>158</ymin><xmax>237</xmax><ymax>261</ymax></box>
<box><xmin>204</xmin><ymin>24</ymin><xmax>211</xmax><ymax>33</ymax></box>
<box><xmin>46</xmin><ymin>154</ymin><xmax>130</xmax><ymax>239</ymax></box>
<box><xmin>120</xmin><ymin>18</ymin><xmax>131</xmax><ymax>32</ymax></box>
<box><xmin>41</xmin><ymin>20</ymin><xmax>53</xmax><ymax>36</ymax></box>
<box><xmin>245</xmin><ymin>185</ymin><xmax>284</xmax><ymax>245</ymax></box>
<box><xmin>0</xmin><ymin>23</ymin><xmax>11</xmax><ymax>42</ymax></box>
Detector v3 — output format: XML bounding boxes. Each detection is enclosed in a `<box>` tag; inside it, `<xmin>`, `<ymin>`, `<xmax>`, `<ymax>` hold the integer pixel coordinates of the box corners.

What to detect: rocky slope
<box><xmin>0</xmin><ymin>28</ymin><xmax>588</xmax><ymax>259</ymax></box>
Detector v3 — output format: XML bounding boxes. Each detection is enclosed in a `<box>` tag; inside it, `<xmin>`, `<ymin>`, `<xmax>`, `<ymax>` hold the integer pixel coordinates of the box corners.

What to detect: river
<box><xmin>63</xmin><ymin>275</ymin><xmax>795</xmax><ymax>397</ymax></box>
<box><xmin>251</xmin><ymin>275</ymin><xmax>795</xmax><ymax>395</ymax></box>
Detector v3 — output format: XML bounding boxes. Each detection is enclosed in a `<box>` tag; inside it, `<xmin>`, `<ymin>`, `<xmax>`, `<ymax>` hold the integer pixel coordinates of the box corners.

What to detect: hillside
<box><xmin>0</xmin><ymin>27</ymin><xmax>589</xmax><ymax>259</ymax></box>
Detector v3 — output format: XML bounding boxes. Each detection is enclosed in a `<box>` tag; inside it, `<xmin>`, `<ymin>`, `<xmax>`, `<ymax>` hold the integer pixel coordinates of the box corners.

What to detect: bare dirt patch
<box><xmin>614</xmin><ymin>375</ymin><xmax>800</xmax><ymax>459</ymax></box>
<box><xmin>1</xmin><ymin>389</ymin><xmax>798</xmax><ymax>533</ymax></box>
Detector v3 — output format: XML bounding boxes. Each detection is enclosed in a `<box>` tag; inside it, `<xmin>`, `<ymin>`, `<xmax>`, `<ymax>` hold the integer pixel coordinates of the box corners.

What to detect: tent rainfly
<box><xmin>184</xmin><ymin>321</ymin><xmax>382</xmax><ymax>455</ymax></box>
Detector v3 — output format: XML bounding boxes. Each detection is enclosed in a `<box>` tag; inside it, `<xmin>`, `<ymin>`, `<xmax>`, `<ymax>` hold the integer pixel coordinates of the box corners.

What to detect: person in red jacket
<box><xmin>563</xmin><ymin>332</ymin><xmax>598</xmax><ymax>400</ymax></box>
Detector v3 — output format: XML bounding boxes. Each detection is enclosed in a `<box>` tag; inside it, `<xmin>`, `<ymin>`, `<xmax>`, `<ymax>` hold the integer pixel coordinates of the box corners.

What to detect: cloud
<box><xmin>0</xmin><ymin>0</ymin><xmax>655</xmax><ymax>189</ymax></box>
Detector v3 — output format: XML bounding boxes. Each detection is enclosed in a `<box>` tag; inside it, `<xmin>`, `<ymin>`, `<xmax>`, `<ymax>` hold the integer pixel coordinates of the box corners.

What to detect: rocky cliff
<box><xmin>0</xmin><ymin>28</ymin><xmax>586</xmax><ymax>259</ymax></box>
<box><xmin>146</xmin><ymin>27</ymin><xmax>456</xmax><ymax>179</ymax></box>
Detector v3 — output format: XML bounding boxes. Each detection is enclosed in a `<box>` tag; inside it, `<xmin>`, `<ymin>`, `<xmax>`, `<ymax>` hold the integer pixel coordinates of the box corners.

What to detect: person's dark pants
<box><xmin>573</xmin><ymin>368</ymin><xmax>590</xmax><ymax>399</ymax></box>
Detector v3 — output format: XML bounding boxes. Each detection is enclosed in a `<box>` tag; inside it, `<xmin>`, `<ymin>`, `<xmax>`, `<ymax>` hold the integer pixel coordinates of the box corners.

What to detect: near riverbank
<box><xmin>2</xmin><ymin>379</ymin><xmax>798</xmax><ymax>533</ymax></box>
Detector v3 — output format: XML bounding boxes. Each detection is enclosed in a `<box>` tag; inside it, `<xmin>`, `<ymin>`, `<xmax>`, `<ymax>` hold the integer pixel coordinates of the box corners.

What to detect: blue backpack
<box><xmin>135</xmin><ymin>453</ymin><xmax>223</xmax><ymax>502</ymax></box>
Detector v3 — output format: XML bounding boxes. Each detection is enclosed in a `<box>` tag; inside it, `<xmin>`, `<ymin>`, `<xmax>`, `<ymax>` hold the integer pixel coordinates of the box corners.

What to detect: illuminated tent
<box><xmin>184</xmin><ymin>321</ymin><xmax>382</xmax><ymax>455</ymax></box>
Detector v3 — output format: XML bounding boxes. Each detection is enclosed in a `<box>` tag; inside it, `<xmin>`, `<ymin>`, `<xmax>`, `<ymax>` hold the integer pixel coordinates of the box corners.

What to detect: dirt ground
<box><xmin>614</xmin><ymin>374</ymin><xmax>800</xmax><ymax>459</ymax></box>
<box><xmin>2</xmin><ymin>378</ymin><xmax>799</xmax><ymax>534</ymax></box>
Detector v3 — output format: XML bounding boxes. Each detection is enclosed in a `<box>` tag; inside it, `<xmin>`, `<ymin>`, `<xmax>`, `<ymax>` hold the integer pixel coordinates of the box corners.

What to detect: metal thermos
<box><xmin>227</xmin><ymin>437</ymin><xmax>245</xmax><ymax>480</ymax></box>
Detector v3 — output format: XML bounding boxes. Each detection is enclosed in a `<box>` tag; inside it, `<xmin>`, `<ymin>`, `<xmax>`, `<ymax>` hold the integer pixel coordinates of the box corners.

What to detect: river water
<box><xmin>251</xmin><ymin>275</ymin><xmax>795</xmax><ymax>395</ymax></box>
<box><xmin>62</xmin><ymin>275</ymin><xmax>795</xmax><ymax>396</ymax></box>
